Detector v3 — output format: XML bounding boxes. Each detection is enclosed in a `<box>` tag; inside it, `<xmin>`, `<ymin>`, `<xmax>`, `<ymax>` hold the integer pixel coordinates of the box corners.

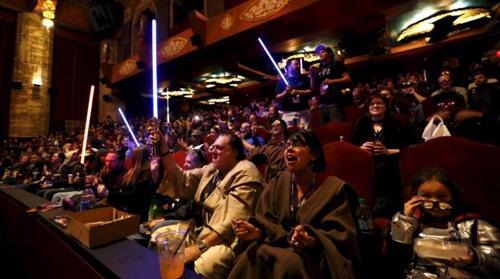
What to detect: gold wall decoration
<box><xmin>118</xmin><ymin>59</ymin><xmax>138</xmax><ymax>76</ymax></box>
<box><xmin>221</xmin><ymin>14</ymin><xmax>235</xmax><ymax>31</ymax></box>
<box><xmin>159</xmin><ymin>37</ymin><xmax>188</xmax><ymax>59</ymax></box>
<box><xmin>239</xmin><ymin>0</ymin><xmax>288</xmax><ymax>22</ymax></box>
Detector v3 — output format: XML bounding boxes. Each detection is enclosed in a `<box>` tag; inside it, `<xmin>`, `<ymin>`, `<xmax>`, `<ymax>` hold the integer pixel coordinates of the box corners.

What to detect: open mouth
<box><xmin>212</xmin><ymin>152</ymin><xmax>218</xmax><ymax>160</ymax></box>
<box><xmin>286</xmin><ymin>155</ymin><xmax>297</xmax><ymax>162</ymax></box>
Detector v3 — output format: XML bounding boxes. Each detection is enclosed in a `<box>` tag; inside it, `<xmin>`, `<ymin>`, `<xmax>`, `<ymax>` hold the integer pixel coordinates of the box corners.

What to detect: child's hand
<box><xmin>449</xmin><ymin>248</ymin><xmax>475</xmax><ymax>268</ymax></box>
<box><xmin>404</xmin><ymin>195</ymin><xmax>422</xmax><ymax>217</ymax></box>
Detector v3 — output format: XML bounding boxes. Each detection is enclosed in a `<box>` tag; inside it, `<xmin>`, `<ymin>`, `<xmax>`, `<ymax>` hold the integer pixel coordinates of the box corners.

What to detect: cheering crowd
<box><xmin>1</xmin><ymin>45</ymin><xmax>500</xmax><ymax>278</ymax></box>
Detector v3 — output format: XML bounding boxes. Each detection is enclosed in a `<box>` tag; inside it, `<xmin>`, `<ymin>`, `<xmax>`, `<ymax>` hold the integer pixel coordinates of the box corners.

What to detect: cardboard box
<box><xmin>65</xmin><ymin>207</ymin><xmax>140</xmax><ymax>248</ymax></box>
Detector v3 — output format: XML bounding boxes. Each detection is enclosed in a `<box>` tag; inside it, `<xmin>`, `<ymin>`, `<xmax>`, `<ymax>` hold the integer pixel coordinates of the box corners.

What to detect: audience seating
<box><xmin>391</xmin><ymin>112</ymin><xmax>411</xmax><ymax>133</ymax></box>
<box><xmin>255</xmin><ymin>127</ymin><xmax>270</xmax><ymax>142</ymax></box>
<box><xmin>343</xmin><ymin>105</ymin><xmax>365</xmax><ymax>126</ymax></box>
<box><xmin>203</xmin><ymin>135</ymin><xmax>213</xmax><ymax>145</ymax></box>
<box><xmin>124</xmin><ymin>157</ymin><xmax>132</xmax><ymax>170</ymax></box>
<box><xmin>322</xmin><ymin>141</ymin><xmax>375</xmax><ymax>209</ymax></box>
<box><xmin>314</xmin><ymin>121</ymin><xmax>353</xmax><ymax>145</ymax></box>
<box><xmin>399</xmin><ymin>136</ymin><xmax>500</xmax><ymax>225</ymax></box>
<box><xmin>172</xmin><ymin>150</ymin><xmax>187</xmax><ymax>170</ymax></box>
<box><xmin>310</xmin><ymin>109</ymin><xmax>320</xmax><ymax>130</ymax></box>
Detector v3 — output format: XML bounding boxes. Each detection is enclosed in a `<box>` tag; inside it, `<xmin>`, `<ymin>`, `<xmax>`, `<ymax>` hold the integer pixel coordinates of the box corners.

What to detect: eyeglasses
<box><xmin>285</xmin><ymin>140</ymin><xmax>306</xmax><ymax>148</ymax></box>
<box><xmin>421</xmin><ymin>200</ymin><xmax>453</xmax><ymax>211</ymax></box>
<box><xmin>369</xmin><ymin>102</ymin><xmax>385</xmax><ymax>106</ymax></box>
<box><xmin>439</xmin><ymin>79</ymin><xmax>450</xmax><ymax>85</ymax></box>
<box><xmin>437</xmin><ymin>101</ymin><xmax>456</xmax><ymax>109</ymax></box>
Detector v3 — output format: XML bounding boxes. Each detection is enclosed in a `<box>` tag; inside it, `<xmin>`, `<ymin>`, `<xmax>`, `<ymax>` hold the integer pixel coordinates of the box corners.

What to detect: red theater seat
<box><xmin>203</xmin><ymin>135</ymin><xmax>213</xmax><ymax>145</ymax></box>
<box><xmin>172</xmin><ymin>150</ymin><xmax>187</xmax><ymax>170</ymax></box>
<box><xmin>391</xmin><ymin>112</ymin><xmax>411</xmax><ymax>132</ymax></box>
<box><xmin>399</xmin><ymin>136</ymin><xmax>500</xmax><ymax>225</ymax></box>
<box><xmin>310</xmin><ymin>109</ymin><xmax>320</xmax><ymax>130</ymax></box>
<box><xmin>343</xmin><ymin>105</ymin><xmax>365</xmax><ymax>126</ymax></box>
<box><xmin>322</xmin><ymin>141</ymin><xmax>375</xmax><ymax>209</ymax></box>
<box><xmin>256</xmin><ymin>127</ymin><xmax>270</xmax><ymax>142</ymax></box>
<box><xmin>314</xmin><ymin>121</ymin><xmax>353</xmax><ymax>145</ymax></box>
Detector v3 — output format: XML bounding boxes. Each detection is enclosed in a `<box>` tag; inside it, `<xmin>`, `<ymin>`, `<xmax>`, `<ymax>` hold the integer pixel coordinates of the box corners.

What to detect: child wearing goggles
<box><xmin>389</xmin><ymin>168</ymin><xmax>500</xmax><ymax>279</ymax></box>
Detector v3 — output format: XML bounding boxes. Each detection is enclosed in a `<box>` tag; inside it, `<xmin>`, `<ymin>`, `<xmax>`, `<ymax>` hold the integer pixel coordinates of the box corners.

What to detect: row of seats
<box><xmin>171</xmin><ymin>136</ymin><xmax>500</xmax><ymax>226</ymax></box>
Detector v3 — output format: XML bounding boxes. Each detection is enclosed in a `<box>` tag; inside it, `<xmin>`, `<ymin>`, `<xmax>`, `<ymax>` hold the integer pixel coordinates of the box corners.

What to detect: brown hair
<box><xmin>122</xmin><ymin>146</ymin><xmax>151</xmax><ymax>186</ymax></box>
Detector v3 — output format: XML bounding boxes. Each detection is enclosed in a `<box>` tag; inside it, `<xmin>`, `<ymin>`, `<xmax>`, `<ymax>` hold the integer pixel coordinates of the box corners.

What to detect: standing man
<box><xmin>310</xmin><ymin>45</ymin><xmax>352</xmax><ymax>125</ymax></box>
<box><xmin>154</xmin><ymin>132</ymin><xmax>263</xmax><ymax>279</ymax></box>
<box><xmin>274</xmin><ymin>58</ymin><xmax>312</xmax><ymax>129</ymax></box>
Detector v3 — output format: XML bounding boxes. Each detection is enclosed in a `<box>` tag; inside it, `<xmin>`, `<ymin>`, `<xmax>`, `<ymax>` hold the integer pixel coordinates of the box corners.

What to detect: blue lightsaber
<box><xmin>118</xmin><ymin>108</ymin><xmax>140</xmax><ymax>147</ymax></box>
<box><xmin>152</xmin><ymin>19</ymin><xmax>158</xmax><ymax>119</ymax></box>
<box><xmin>258</xmin><ymin>37</ymin><xmax>288</xmax><ymax>86</ymax></box>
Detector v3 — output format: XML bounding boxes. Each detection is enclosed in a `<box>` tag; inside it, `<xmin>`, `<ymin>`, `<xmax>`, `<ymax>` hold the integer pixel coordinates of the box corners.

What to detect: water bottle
<box><xmin>357</xmin><ymin>198</ymin><xmax>373</xmax><ymax>231</ymax></box>
<box><xmin>79</xmin><ymin>187</ymin><xmax>95</xmax><ymax>211</ymax></box>
<box><xmin>79</xmin><ymin>194</ymin><xmax>89</xmax><ymax>211</ymax></box>
<box><xmin>87</xmin><ymin>187</ymin><xmax>96</xmax><ymax>210</ymax></box>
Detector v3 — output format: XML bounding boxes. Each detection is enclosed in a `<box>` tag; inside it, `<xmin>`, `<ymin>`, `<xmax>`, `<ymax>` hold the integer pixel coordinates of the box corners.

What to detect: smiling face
<box><xmin>319</xmin><ymin>49</ymin><xmax>332</xmax><ymax>63</ymax></box>
<box><xmin>368</xmin><ymin>97</ymin><xmax>387</xmax><ymax>119</ymax></box>
<box><xmin>211</xmin><ymin>135</ymin><xmax>238</xmax><ymax>173</ymax></box>
<box><xmin>417</xmin><ymin>179</ymin><xmax>453</xmax><ymax>218</ymax></box>
<box><xmin>271</xmin><ymin>120</ymin><xmax>285</xmax><ymax>137</ymax></box>
<box><xmin>438</xmin><ymin>75</ymin><xmax>452</xmax><ymax>90</ymax></box>
<box><xmin>284</xmin><ymin>137</ymin><xmax>317</xmax><ymax>174</ymax></box>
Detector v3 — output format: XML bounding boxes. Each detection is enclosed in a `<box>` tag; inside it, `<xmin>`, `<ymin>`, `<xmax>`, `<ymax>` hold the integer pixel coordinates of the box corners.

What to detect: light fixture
<box><xmin>204</xmin><ymin>73</ymin><xmax>243</xmax><ymax>89</ymax></box>
<box><xmin>42</xmin><ymin>11</ymin><xmax>55</xmax><ymax>19</ymax></box>
<box><xmin>397</xmin><ymin>6</ymin><xmax>492</xmax><ymax>43</ymax></box>
<box><xmin>42</xmin><ymin>18</ymin><xmax>54</xmax><ymax>27</ymax></box>
<box><xmin>42</xmin><ymin>0</ymin><xmax>56</xmax><ymax>10</ymax></box>
<box><xmin>39</xmin><ymin>0</ymin><xmax>57</xmax><ymax>28</ymax></box>
<box><xmin>159</xmin><ymin>88</ymin><xmax>194</xmax><ymax>99</ymax></box>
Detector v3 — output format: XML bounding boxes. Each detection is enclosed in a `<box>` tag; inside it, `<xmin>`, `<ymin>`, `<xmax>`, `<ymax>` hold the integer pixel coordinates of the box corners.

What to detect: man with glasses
<box><xmin>431</xmin><ymin>73</ymin><xmax>468</xmax><ymax>104</ymax></box>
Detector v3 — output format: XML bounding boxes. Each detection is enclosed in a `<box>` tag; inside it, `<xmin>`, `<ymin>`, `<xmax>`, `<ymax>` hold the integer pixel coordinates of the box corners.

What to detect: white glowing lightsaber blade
<box><xmin>258</xmin><ymin>38</ymin><xmax>288</xmax><ymax>86</ymax></box>
<box><xmin>81</xmin><ymin>85</ymin><xmax>95</xmax><ymax>165</ymax></box>
<box><xmin>118</xmin><ymin>108</ymin><xmax>140</xmax><ymax>147</ymax></box>
<box><xmin>166</xmin><ymin>88</ymin><xmax>170</xmax><ymax>123</ymax></box>
<box><xmin>152</xmin><ymin>19</ymin><xmax>158</xmax><ymax>119</ymax></box>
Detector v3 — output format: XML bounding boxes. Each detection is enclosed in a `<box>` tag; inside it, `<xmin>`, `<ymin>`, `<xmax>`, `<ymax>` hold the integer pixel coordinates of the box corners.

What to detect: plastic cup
<box><xmin>414</xmin><ymin>238</ymin><xmax>469</xmax><ymax>260</ymax></box>
<box><xmin>68</xmin><ymin>174</ymin><xmax>74</xmax><ymax>184</ymax></box>
<box><xmin>156</xmin><ymin>230</ymin><xmax>185</xmax><ymax>279</ymax></box>
<box><xmin>33</xmin><ymin>172</ymin><xmax>39</xmax><ymax>179</ymax></box>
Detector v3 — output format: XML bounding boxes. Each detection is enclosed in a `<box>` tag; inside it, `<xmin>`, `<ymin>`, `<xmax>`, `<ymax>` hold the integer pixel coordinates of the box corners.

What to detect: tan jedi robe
<box><xmin>157</xmin><ymin>159</ymin><xmax>264</xmax><ymax>278</ymax></box>
<box><xmin>228</xmin><ymin>171</ymin><xmax>361</xmax><ymax>279</ymax></box>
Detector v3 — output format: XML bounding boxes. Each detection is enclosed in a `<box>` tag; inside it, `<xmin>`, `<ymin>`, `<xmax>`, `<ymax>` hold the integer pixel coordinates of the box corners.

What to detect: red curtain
<box><xmin>0</xmin><ymin>10</ymin><xmax>16</xmax><ymax>139</ymax></box>
<box><xmin>50</xmin><ymin>28</ymin><xmax>100</xmax><ymax>133</ymax></box>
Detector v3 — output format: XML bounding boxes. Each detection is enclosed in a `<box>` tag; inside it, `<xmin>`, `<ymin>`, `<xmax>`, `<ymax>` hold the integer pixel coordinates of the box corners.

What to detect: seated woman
<box><xmin>389</xmin><ymin>168</ymin><xmax>500</xmax><ymax>279</ymax></box>
<box><xmin>98</xmin><ymin>146</ymin><xmax>153</xmax><ymax>222</ymax></box>
<box><xmin>228</xmin><ymin>130</ymin><xmax>361</xmax><ymax>279</ymax></box>
<box><xmin>352</xmin><ymin>94</ymin><xmax>408</xmax><ymax>218</ymax></box>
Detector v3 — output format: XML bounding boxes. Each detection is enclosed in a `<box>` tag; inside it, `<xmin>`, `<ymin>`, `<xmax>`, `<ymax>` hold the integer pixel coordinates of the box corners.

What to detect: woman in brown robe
<box><xmin>228</xmin><ymin>130</ymin><xmax>361</xmax><ymax>279</ymax></box>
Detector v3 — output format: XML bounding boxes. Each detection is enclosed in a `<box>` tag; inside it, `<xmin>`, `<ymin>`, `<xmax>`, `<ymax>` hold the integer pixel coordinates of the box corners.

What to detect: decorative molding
<box><xmin>239</xmin><ymin>0</ymin><xmax>288</xmax><ymax>22</ymax></box>
<box><xmin>159</xmin><ymin>37</ymin><xmax>188</xmax><ymax>59</ymax></box>
<box><xmin>221</xmin><ymin>14</ymin><xmax>235</xmax><ymax>31</ymax></box>
<box><xmin>117</xmin><ymin>59</ymin><xmax>138</xmax><ymax>76</ymax></box>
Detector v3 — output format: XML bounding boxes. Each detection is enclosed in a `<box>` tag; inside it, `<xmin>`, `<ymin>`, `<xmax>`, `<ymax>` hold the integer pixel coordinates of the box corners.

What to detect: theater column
<box><xmin>9</xmin><ymin>12</ymin><xmax>54</xmax><ymax>137</ymax></box>
<box><xmin>98</xmin><ymin>39</ymin><xmax>124</xmax><ymax>123</ymax></box>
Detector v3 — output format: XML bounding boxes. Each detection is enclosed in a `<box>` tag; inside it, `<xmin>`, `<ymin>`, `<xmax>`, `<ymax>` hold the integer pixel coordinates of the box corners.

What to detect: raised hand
<box><xmin>404</xmin><ymin>195</ymin><xmax>422</xmax><ymax>217</ymax></box>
